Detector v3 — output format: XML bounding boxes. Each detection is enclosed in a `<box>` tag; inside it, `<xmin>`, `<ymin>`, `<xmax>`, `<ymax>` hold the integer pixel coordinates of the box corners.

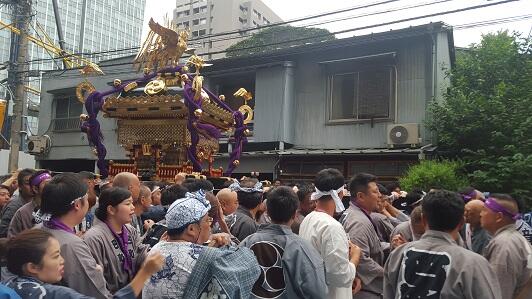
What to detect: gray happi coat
<box><xmin>384</xmin><ymin>230</ymin><xmax>502</xmax><ymax>299</ymax></box>
<box><xmin>230</xmin><ymin>206</ymin><xmax>258</xmax><ymax>242</ymax></box>
<box><xmin>390</xmin><ymin>220</ymin><xmax>421</xmax><ymax>243</ymax></box>
<box><xmin>8</xmin><ymin>201</ymin><xmax>37</xmax><ymax>237</ymax></box>
<box><xmin>483</xmin><ymin>224</ymin><xmax>532</xmax><ymax>299</ymax></box>
<box><xmin>240</xmin><ymin>223</ymin><xmax>328</xmax><ymax>299</ymax></box>
<box><xmin>83</xmin><ymin>221</ymin><xmax>149</xmax><ymax>294</ymax></box>
<box><xmin>341</xmin><ymin>203</ymin><xmax>384</xmax><ymax>299</ymax></box>
<box><xmin>40</xmin><ymin>225</ymin><xmax>112</xmax><ymax>299</ymax></box>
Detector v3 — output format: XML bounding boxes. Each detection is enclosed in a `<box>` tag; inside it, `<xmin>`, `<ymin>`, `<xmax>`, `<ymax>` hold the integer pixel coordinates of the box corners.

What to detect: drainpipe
<box><xmin>418</xmin><ymin>143</ymin><xmax>433</xmax><ymax>160</ymax></box>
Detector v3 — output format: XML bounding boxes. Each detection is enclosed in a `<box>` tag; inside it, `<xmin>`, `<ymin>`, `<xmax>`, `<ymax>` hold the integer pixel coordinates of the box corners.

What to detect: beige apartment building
<box><xmin>174</xmin><ymin>0</ymin><xmax>282</xmax><ymax>58</ymax></box>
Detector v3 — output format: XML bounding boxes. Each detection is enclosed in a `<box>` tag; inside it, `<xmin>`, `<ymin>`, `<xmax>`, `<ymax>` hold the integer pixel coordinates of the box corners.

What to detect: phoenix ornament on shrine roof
<box><xmin>135</xmin><ymin>18</ymin><xmax>193</xmax><ymax>72</ymax></box>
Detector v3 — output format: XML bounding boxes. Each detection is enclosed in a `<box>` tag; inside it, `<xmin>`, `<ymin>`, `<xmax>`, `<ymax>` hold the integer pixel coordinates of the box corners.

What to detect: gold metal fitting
<box><xmin>194</xmin><ymin>109</ymin><xmax>203</xmax><ymax>117</ymax></box>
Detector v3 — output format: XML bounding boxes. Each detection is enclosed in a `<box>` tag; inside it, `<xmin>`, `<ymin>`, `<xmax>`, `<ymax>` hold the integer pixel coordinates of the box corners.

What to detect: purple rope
<box><xmin>80</xmin><ymin>64</ymin><xmax>246</xmax><ymax>177</ymax></box>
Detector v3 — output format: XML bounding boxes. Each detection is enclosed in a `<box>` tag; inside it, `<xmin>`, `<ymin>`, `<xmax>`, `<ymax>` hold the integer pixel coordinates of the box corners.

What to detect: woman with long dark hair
<box><xmin>83</xmin><ymin>187</ymin><xmax>149</xmax><ymax>293</ymax></box>
<box><xmin>2</xmin><ymin>229</ymin><xmax>163</xmax><ymax>298</ymax></box>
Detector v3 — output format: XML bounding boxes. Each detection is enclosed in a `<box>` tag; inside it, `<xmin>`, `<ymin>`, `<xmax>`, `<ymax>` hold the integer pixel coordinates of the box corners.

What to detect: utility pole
<box><xmin>7</xmin><ymin>0</ymin><xmax>31</xmax><ymax>172</ymax></box>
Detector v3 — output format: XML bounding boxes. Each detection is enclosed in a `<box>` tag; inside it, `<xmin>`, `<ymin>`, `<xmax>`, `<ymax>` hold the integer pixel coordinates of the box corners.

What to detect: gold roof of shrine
<box><xmin>102</xmin><ymin>88</ymin><xmax>234</xmax><ymax>131</ymax></box>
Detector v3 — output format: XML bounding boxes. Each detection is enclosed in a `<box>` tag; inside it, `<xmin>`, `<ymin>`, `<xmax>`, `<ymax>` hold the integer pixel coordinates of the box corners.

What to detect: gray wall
<box><xmin>38</xmin><ymin>57</ymin><xmax>138</xmax><ymax>162</ymax></box>
<box><xmin>37</xmin><ymin>27</ymin><xmax>452</xmax><ymax>172</ymax></box>
<box><xmin>248</xmin><ymin>34</ymin><xmax>450</xmax><ymax>149</ymax></box>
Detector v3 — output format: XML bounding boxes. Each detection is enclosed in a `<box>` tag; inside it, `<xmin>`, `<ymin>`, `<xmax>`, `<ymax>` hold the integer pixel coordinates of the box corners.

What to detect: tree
<box><xmin>427</xmin><ymin>31</ymin><xmax>532</xmax><ymax>208</ymax></box>
<box><xmin>400</xmin><ymin>160</ymin><xmax>468</xmax><ymax>192</ymax></box>
<box><xmin>226</xmin><ymin>25</ymin><xmax>335</xmax><ymax>57</ymax></box>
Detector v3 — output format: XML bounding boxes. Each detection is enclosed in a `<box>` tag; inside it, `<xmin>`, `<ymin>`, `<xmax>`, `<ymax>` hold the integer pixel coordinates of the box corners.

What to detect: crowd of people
<box><xmin>0</xmin><ymin>167</ymin><xmax>530</xmax><ymax>298</ymax></box>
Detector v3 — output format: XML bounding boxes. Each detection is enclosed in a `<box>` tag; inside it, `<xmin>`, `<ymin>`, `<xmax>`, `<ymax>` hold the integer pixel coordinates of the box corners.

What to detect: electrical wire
<box><xmin>35</xmin><ymin>13</ymin><xmax>532</xmax><ymax>81</ymax></box>
<box><xmin>30</xmin><ymin>0</ymin><xmax>522</xmax><ymax>76</ymax></box>
<box><xmin>20</xmin><ymin>0</ymin><xmax>407</xmax><ymax>64</ymax></box>
<box><xmin>21</xmin><ymin>0</ymin><xmax>520</xmax><ymax>66</ymax></box>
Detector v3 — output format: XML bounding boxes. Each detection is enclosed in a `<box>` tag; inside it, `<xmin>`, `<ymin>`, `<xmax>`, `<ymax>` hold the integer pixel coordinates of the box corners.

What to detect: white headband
<box><xmin>310</xmin><ymin>186</ymin><xmax>345</xmax><ymax>213</ymax></box>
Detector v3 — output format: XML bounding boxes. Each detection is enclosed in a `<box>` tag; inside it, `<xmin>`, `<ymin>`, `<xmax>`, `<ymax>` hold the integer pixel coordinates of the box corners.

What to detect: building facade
<box><xmin>173</xmin><ymin>0</ymin><xmax>282</xmax><ymax>58</ymax></box>
<box><xmin>36</xmin><ymin>23</ymin><xmax>453</xmax><ymax>183</ymax></box>
<box><xmin>0</xmin><ymin>0</ymin><xmax>145</xmax><ymax>132</ymax></box>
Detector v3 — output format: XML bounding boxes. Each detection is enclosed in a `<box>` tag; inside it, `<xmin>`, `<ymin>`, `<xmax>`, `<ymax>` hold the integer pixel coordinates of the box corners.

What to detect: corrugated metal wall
<box><xmin>287</xmin><ymin>36</ymin><xmax>432</xmax><ymax>149</ymax></box>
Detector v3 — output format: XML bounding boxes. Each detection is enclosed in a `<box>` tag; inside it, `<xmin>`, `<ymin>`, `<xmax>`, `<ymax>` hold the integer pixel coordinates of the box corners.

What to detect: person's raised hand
<box><xmin>207</xmin><ymin>233</ymin><xmax>231</xmax><ymax>247</ymax></box>
<box><xmin>391</xmin><ymin>234</ymin><xmax>407</xmax><ymax>248</ymax></box>
<box><xmin>144</xmin><ymin>219</ymin><xmax>155</xmax><ymax>231</ymax></box>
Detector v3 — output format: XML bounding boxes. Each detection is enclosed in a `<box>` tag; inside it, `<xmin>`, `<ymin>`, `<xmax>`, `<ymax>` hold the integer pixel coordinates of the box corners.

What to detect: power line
<box><xmin>189</xmin><ymin>0</ymin><xmax>404</xmax><ymax>39</ymax></box>
<box><xmin>199</xmin><ymin>0</ymin><xmax>521</xmax><ymax>56</ymax></box>
<box><xmin>41</xmin><ymin>13</ymin><xmax>532</xmax><ymax>80</ymax></box>
<box><xmin>28</xmin><ymin>0</ymin><xmax>522</xmax><ymax>75</ymax></box>
<box><xmin>22</xmin><ymin>0</ymin><xmax>405</xmax><ymax>64</ymax></box>
<box><xmin>23</xmin><ymin>0</ymin><xmax>519</xmax><ymax>65</ymax></box>
<box><xmin>453</xmin><ymin>14</ymin><xmax>532</xmax><ymax>30</ymax></box>
<box><xmin>298</xmin><ymin>0</ymin><xmax>454</xmax><ymax>28</ymax></box>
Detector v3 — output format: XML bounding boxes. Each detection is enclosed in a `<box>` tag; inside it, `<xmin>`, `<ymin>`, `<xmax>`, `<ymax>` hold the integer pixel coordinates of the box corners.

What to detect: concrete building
<box><xmin>36</xmin><ymin>23</ymin><xmax>453</xmax><ymax>183</ymax></box>
<box><xmin>173</xmin><ymin>0</ymin><xmax>282</xmax><ymax>58</ymax></box>
<box><xmin>0</xmin><ymin>0</ymin><xmax>145</xmax><ymax>131</ymax></box>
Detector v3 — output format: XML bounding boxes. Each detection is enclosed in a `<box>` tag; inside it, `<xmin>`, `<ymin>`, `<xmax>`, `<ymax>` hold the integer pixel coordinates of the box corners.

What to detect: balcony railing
<box><xmin>53</xmin><ymin>118</ymin><xmax>80</xmax><ymax>132</ymax></box>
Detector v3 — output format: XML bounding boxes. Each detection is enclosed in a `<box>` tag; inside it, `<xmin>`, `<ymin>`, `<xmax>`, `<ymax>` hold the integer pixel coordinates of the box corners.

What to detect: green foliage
<box><xmin>400</xmin><ymin>160</ymin><xmax>468</xmax><ymax>192</ymax></box>
<box><xmin>226</xmin><ymin>25</ymin><xmax>335</xmax><ymax>57</ymax></box>
<box><xmin>426</xmin><ymin>31</ymin><xmax>532</xmax><ymax>208</ymax></box>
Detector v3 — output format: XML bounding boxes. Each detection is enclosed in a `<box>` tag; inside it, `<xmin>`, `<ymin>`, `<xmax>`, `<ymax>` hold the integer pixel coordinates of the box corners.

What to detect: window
<box><xmin>239</xmin><ymin>5</ymin><xmax>248</xmax><ymax>12</ymax></box>
<box><xmin>193</xmin><ymin>7</ymin><xmax>199</xmax><ymax>14</ymax></box>
<box><xmin>239</xmin><ymin>17</ymin><xmax>247</xmax><ymax>24</ymax></box>
<box><xmin>192</xmin><ymin>31</ymin><xmax>199</xmax><ymax>37</ymax></box>
<box><xmin>193</xmin><ymin>19</ymin><xmax>199</xmax><ymax>25</ymax></box>
<box><xmin>183</xmin><ymin>21</ymin><xmax>189</xmax><ymax>27</ymax></box>
<box><xmin>53</xmin><ymin>96</ymin><xmax>83</xmax><ymax>131</ymax></box>
<box><xmin>328</xmin><ymin>65</ymin><xmax>395</xmax><ymax>121</ymax></box>
<box><xmin>199</xmin><ymin>29</ymin><xmax>206</xmax><ymax>36</ymax></box>
<box><xmin>200</xmin><ymin>6</ymin><xmax>207</xmax><ymax>13</ymax></box>
<box><xmin>263</xmin><ymin>18</ymin><xmax>270</xmax><ymax>25</ymax></box>
<box><xmin>253</xmin><ymin>9</ymin><xmax>261</xmax><ymax>19</ymax></box>
<box><xmin>199</xmin><ymin>18</ymin><xmax>207</xmax><ymax>25</ymax></box>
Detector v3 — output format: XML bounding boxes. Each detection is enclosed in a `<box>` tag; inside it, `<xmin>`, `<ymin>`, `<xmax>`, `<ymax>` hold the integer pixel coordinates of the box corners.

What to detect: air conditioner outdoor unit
<box><xmin>387</xmin><ymin>123</ymin><xmax>420</xmax><ymax>147</ymax></box>
<box><xmin>27</xmin><ymin>135</ymin><xmax>50</xmax><ymax>155</ymax></box>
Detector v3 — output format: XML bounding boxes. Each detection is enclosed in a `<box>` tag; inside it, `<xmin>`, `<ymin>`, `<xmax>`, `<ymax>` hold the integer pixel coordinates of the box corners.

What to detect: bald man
<box><xmin>464</xmin><ymin>199</ymin><xmax>491</xmax><ymax>254</ymax></box>
<box><xmin>131</xmin><ymin>185</ymin><xmax>153</xmax><ymax>235</ymax></box>
<box><xmin>112</xmin><ymin>172</ymin><xmax>141</xmax><ymax>201</ymax></box>
<box><xmin>481</xmin><ymin>194</ymin><xmax>532</xmax><ymax>299</ymax></box>
<box><xmin>216</xmin><ymin>188</ymin><xmax>239</xmax><ymax>232</ymax></box>
<box><xmin>390</xmin><ymin>206</ymin><xmax>425</xmax><ymax>249</ymax></box>
<box><xmin>217</xmin><ymin>188</ymin><xmax>239</xmax><ymax>217</ymax></box>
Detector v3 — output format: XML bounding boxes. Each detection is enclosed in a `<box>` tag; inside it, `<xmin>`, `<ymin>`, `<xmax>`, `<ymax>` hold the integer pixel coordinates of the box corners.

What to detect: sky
<box><xmin>142</xmin><ymin>0</ymin><xmax>531</xmax><ymax>48</ymax></box>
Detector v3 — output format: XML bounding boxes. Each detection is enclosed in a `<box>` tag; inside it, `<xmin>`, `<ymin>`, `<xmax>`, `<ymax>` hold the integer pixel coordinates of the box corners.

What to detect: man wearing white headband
<box><xmin>229</xmin><ymin>178</ymin><xmax>263</xmax><ymax>241</ymax></box>
<box><xmin>299</xmin><ymin>168</ymin><xmax>361</xmax><ymax>299</ymax></box>
<box><xmin>340</xmin><ymin>173</ymin><xmax>384</xmax><ymax>299</ymax></box>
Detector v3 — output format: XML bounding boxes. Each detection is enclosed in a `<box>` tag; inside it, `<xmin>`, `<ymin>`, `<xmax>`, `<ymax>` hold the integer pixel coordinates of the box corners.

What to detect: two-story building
<box><xmin>37</xmin><ymin>22</ymin><xmax>454</xmax><ymax>183</ymax></box>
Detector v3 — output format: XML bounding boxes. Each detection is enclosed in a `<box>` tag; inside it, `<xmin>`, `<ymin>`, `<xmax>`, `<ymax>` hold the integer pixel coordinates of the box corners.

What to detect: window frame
<box><xmin>325</xmin><ymin>62</ymin><xmax>396</xmax><ymax>125</ymax></box>
<box><xmin>52</xmin><ymin>96</ymin><xmax>83</xmax><ymax>132</ymax></box>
